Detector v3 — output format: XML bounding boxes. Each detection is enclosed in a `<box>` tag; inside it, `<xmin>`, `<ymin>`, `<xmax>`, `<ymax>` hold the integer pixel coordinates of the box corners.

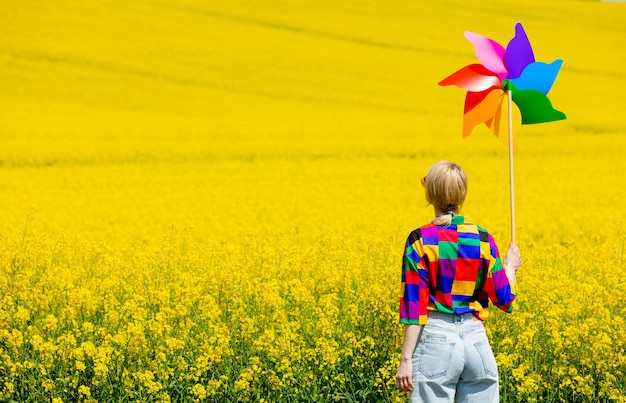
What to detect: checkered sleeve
<box><xmin>399</xmin><ymin>230</ymin><xmax>430</xmax><ymax>324</ymax></box>
<box><xmin>484</xmin><ymin>233</ymin><xmax>515</xmax><ymax>313</ymax></box>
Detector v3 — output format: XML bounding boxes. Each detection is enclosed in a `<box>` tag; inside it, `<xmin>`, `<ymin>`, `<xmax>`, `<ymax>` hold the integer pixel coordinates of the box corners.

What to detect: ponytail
<box><xmin>432</xmin><ymin>204</ymin><xmax>457</xmax><ymax>226</ymax></box>
<box><xmin>433</xmin><ymin>213</ymin><xmax>454</xmax><ymax>226</ymax></box>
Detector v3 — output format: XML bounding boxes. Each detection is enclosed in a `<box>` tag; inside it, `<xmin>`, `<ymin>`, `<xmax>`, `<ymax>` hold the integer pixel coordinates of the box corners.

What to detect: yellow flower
<box><xmin>190</xmin><ymin>384</ymin><xmax>207</xmax><ymax>401</ymax></box>
<box><xmin>14</xmin><ymin>306</ymin><xmax>30</xmax><ymax>323</ymax></box>
<box><xmin>43</xmin><ymin>314</ymin><xmax>59</xmax><ymax>332</ymax></box>
<box><xmin>78</xmin><ymin>385</ymin><xmax>91</xmax><ymax>397</ymax></box>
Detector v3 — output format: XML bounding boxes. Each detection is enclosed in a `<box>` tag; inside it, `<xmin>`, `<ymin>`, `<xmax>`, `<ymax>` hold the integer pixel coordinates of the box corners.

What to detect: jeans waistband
<box><xmin>427</xmin><ymin>311</ymin><xmax>478</xmax><ymax>323</ymax></box>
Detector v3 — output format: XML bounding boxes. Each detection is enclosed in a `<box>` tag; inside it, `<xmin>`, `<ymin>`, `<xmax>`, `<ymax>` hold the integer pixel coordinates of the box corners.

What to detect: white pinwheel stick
<box><xmin>507</xmin><ymin>89</ymin><xmax>515</xmax><ymax>245</ymax></box>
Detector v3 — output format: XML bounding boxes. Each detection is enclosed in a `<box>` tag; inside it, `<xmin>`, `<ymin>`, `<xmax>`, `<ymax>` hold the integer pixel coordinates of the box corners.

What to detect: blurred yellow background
<box><xmin>2</xmin><ymin>0</ymin><xmax>624</xmax><ymax>246</ymax></box>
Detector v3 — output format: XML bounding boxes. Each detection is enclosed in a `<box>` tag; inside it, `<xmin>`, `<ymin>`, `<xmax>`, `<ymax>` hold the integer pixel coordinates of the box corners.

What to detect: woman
<box><xmin>395</xmin><ymin>160</ymin><xmax>521</xmax><ymax>402</ymax></box>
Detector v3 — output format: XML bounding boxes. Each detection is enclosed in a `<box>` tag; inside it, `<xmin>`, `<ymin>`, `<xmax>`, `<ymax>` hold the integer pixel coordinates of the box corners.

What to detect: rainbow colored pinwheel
<box><xmin>439</xmin><ymin>23</ymin><xmax>566</xmax><ymax>146</ymax></box>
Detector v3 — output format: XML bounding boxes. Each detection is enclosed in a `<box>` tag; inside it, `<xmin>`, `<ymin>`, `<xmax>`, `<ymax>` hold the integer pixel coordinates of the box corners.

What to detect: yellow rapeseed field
<box><xmin>1</xmin><ymin>0</ymin><xmax>625</xmax><ymax>401</ymax></box>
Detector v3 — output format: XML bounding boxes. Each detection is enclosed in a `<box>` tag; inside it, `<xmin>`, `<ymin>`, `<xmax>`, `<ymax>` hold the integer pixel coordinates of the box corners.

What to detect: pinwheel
<box><xmin>439</xmin><ymin>23</ymin><xmax>566</xmax><ymax>242</ymax></box>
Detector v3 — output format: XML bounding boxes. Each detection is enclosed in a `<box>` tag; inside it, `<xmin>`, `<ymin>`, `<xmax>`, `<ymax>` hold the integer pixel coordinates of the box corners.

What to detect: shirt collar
<box><xmin>451</xmin><ymin>215</ymin><xmax>466</xmax><ymax>225</ymax></box>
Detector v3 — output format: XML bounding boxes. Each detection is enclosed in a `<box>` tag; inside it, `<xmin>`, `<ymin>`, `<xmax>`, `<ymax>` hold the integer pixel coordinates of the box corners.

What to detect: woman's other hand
<box><xmin>396</xmin><ymin>359</ymin><xmax>414</xmax><ymax>392</ymax></box>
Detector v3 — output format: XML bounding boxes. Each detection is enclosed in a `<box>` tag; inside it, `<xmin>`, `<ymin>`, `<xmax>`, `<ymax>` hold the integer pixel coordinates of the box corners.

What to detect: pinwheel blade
<box><xmin>505</xmin><ymin>23</ymin><xmax>535</xmax><ymax>80</ymax></box>
<box><xmin>462</xmin><ymin>88</ymin><xmax>503</xmax><ymax>137</ymax></box>
<box><xmin>486</xmin><ymin>92</ymin><xmax>521</xmax><ymax>149</ymax></box>
<box><xmin>464</xmin><ymin>31</ymin><xmax>508</xmax><ymax>81</ymax></box>
<box><xmin>507</xmin><ymin>81</ymin><xmax>566</xmax><ymax>124</ymax></box>
<box><xmin>438</xmin><ymin>64</ymin><xmax>501</xmax><ymax>92</ymax></box>
<box><xmin>464</xmin><ymin>88</ymin><xmax>492</xmax><ymax>113</ymax></box>
<box><xmin>509</xmin><ymin>60</ymin><xmax>563</xmax><ymax>95</ymax></box>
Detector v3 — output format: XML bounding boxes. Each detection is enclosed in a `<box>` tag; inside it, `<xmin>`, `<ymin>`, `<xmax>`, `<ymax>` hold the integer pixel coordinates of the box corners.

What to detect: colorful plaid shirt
<box><xmin>399</xmin><ymin>215</ymin><xmax>515</xmax><ymax>324</ymax></box>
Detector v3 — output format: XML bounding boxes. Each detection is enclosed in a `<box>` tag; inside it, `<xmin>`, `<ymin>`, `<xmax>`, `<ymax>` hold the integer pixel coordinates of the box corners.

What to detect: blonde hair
<box><xmin>424</xmin><ymin>160</ymin><xmax>468</xmax><ymax>226</ymax></box>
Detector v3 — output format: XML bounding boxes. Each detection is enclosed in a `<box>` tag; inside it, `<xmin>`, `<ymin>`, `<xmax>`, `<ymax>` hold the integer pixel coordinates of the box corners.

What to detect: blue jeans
<box><xmin>410</xmin><ymin>312</ymin><xmax>499</xmax><ymax>403</ymax></box>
